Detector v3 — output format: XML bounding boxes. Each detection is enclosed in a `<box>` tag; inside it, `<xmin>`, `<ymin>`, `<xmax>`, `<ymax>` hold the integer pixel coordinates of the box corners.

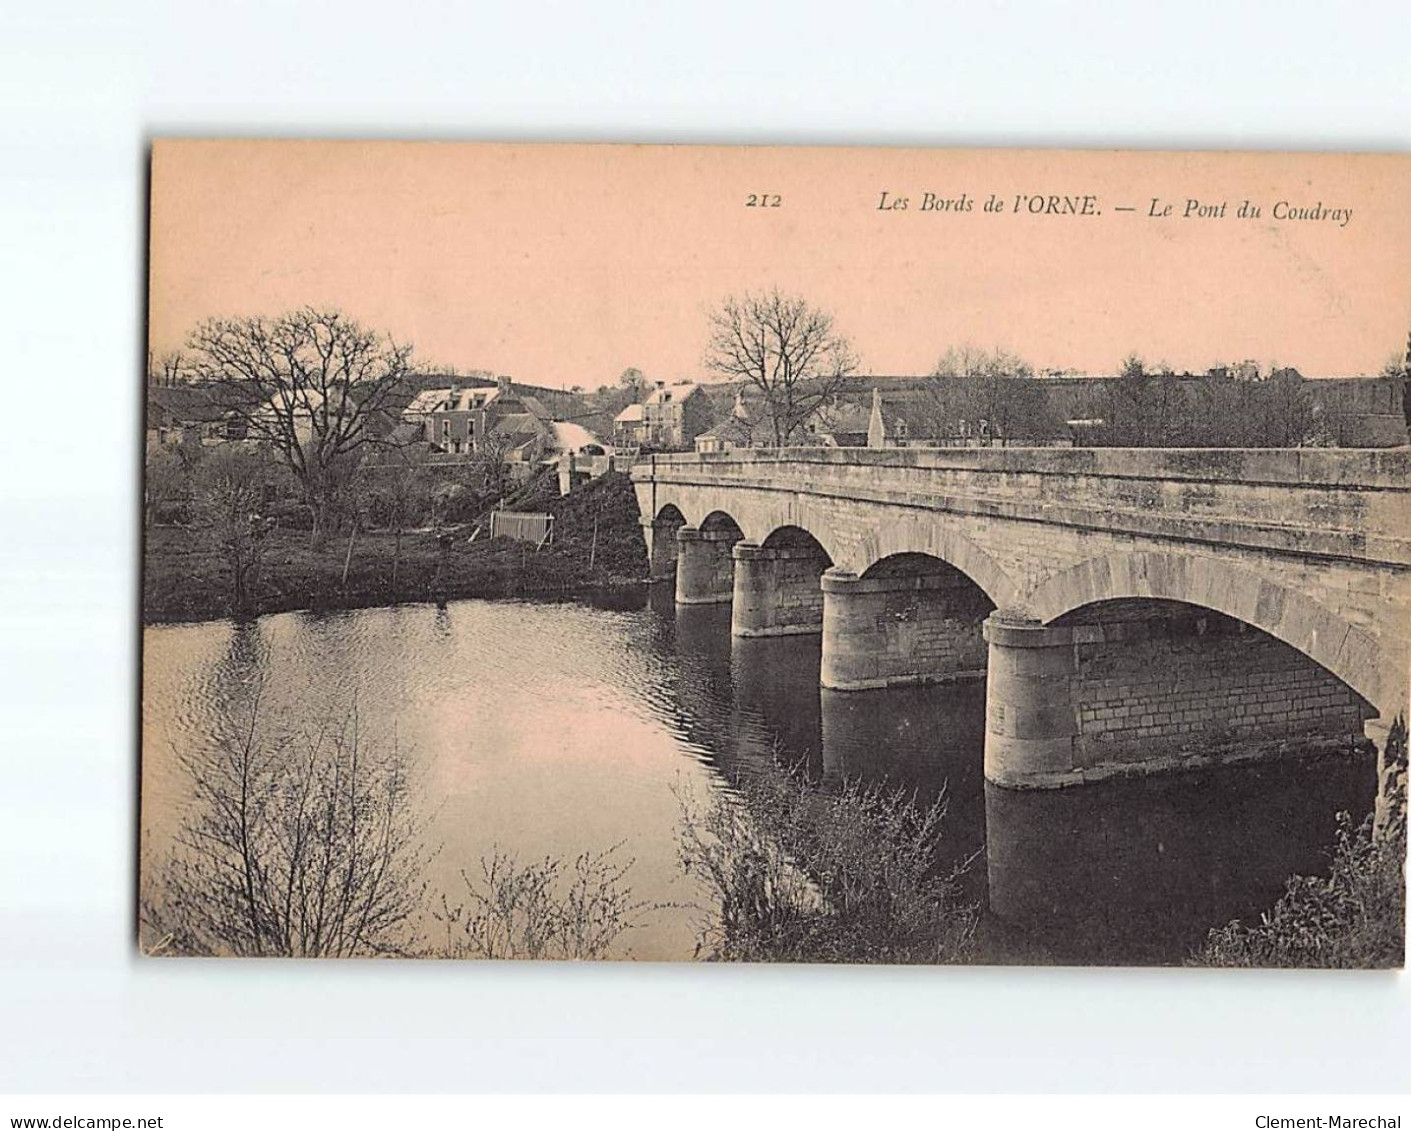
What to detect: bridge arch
<box><xmin>1027</xmin><ymin>549</ymin><xmax>1395</xmax><ymax>715</ymax></box>
<box><xmin>853</xmin><ymin>521</ymin><xmax>1019</xmax><ymax>610</ymax></box>
<box><xmin>653</xmin><ymin>502</ymin><xmax>687</xmax><ymax>525</ymax></box>
<box><xmin>760</xmin><ymin>524</ymin><xmax>833</xmax><ymax>562</ymax></box>
<box><xmin>649</xmin><ymin>487</ymin><xmax>846</xmax><ymax>564</ymax></box>
<box><xmin>700</xmin><ymin>510</ymin><xmax>745</xmax><ymax>537</ymax></box>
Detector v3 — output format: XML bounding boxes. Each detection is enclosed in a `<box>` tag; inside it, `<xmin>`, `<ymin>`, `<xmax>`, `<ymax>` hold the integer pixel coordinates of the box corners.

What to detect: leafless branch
<box><xmin>703</xmin><ymin>288</ymin><xmax>858</xmax><ymax>446</ymax></box>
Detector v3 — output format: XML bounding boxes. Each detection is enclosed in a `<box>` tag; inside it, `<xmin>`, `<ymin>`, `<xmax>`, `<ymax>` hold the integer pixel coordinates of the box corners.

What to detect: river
<box><xmin>140</xmin><ymin>588</ymin><xmax>1376</xmax><ymax>964</ymax></box>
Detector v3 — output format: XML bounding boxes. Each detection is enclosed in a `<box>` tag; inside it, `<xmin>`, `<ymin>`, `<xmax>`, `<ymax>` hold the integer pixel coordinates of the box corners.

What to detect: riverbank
<box><xmin>143</xmin><ymin>471</ymin><xmax>650</xmax><ymax>624</ymax></box>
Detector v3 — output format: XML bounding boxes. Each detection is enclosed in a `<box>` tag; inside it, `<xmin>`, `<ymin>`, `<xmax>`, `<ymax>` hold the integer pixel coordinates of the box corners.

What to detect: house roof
<box><xmin>404</xmin><ymin>388</ymin><xmax>446</xmax><ymax>415</ymax></box>
<box><xmin>815</xmin><ymin>400</ymin><xmax>871</xmax><ymax>435</ymax></box>
<box><xmin>404</xmin><ymin>386</ymin><xmax>503</xmax><ymax>415</ymax></box>
<box><xmin>251</xmin><ymin>387</ymin><xmax>354</xmax><ymax>423</ymax></box>
<box><xmin>614</xmin><ymin>403</ymin><xmax>645</xmax><ymax>423</ymax></box>
<box><xmin>644</xmin><ymin>382</ymin><xmax>701</xmax><ymax>405</ymax></box>
<box><xmin>490</xmin><ymin>412</ymin><xmax>547</xmax><ymax>441</ymax></box>
<box><xmin>504</xmin><ymin>437</ymin><xmax>543</xmax><ymax>461</ymax></box>
<box><xmin>386</xmin><ymin>421</ymin><xmax>427</xmax><ymax>446</ymax></box>
<box><xmin>871</xmin><ymin>388</ymin><xmax>942</xmax><ymax>439</ymax></box>
<box><xmin>696</xmin><ymin>416</ymin><xmax>755</xmax><ymax>444</ymax></box>
<box><xmin>551</xmin><ymin>421</ymin><xmax>607</xmax><ymax>453</ymax></box>
<box><xmin>512</xmin><ymin>394</ymin><xmax>552</xmax><ymax>421</ymax></box>
<box><xmin>148</xmin><ymin>385</ymin><xmax>229</xmax><ymax>424</ymax></box>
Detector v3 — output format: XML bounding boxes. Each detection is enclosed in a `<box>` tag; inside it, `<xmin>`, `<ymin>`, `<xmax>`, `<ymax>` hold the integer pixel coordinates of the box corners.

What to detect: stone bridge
<box><xmin>633</xmin><ymin>447</ymin><xmax>1411</xmax><ymax>789</ymax></box>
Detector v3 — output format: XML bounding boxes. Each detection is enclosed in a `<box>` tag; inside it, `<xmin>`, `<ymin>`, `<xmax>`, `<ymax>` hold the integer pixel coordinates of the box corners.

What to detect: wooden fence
<box><xmin>490</xmin><ymin>510</ymin><xmax>553</xmax><ymax>546</ymax></box>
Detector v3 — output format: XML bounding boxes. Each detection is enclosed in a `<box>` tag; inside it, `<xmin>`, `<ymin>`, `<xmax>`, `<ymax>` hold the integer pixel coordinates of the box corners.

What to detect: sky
<box><xmin>149</xmin><ymin>141</ymin><xmax>1411</xmax><ymax>388</ymax></box>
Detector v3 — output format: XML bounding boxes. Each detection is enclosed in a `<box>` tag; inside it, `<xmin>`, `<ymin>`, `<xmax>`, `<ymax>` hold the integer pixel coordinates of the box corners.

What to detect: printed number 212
<box><xmin>745</xmin><ymin>194</ymin><xmax>782</xmax><ymax>208</ymax></box>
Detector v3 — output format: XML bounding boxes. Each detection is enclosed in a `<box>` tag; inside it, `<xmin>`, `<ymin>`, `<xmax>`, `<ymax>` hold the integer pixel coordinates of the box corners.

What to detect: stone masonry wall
<box><xmin>822</xmin><ymin>572</ymin><xmax>994</xmax><ymax>689</ymax></box>
<box><xmin>771</xmin><ymin>553</ymin><xmax>827</xmax><ymax>629</ymax></box>
<box><xmin>1071</xmin><ymin>611</ymin><xmax>1374</xmax><ymax>771</ymax></box>
<box><xmin>645</xmin><ymin>514</ymin><xmax>683</xmax><ymax>581</ymax></box>
<box><xmin>676</xmin><ymin>527</ymin><xmax>741</xmax><ymax>604</ymax></box>
<box><xmin>732</xmin><ymin>544</ymin><xmax>830</xmax><ymax>636</ymax></box>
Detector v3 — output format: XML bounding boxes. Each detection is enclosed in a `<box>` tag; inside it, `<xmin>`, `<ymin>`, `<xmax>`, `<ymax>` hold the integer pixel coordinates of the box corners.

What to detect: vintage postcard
<box><xmin>140</xmin><ymin>141</ymin><xmax>1410</xmax><ymax>965</ymax></box>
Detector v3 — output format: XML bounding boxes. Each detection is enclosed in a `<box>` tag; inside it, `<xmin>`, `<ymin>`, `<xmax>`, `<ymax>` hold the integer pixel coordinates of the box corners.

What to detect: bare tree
<box><xmin>143</xmin><ymin>431</ymin><xmax>205</xmax><ymax>527</ymax></box>
<box><xmin>704</xmin><ymin>288</ymin><xmax>858</xmax><ymax>446</ymax></box>
<box><xmin>147</xmin><ymin>348</ymin><xmax>188</xmax><ymax>387</ymax></box>
<box><xmin>192</xmin><ymin>445</ymin><xmax>280</xmax><ymax>615</ymax></box>
<box><xmin>186</xmin><ymin>308</ymin><xmax>414</xmax><ymax>547</ymax></box>
<box><xmin>1097</xmin><ymin>350</ymin><xmax>1178</xmax><ymax>446</ymax></box>
<box><xmin>355</xmin><ymin>446</ymin><xmax>435</xmax><ymax>592</ymax></box>
<box><xmin>921</xmin><ymin>345</ymin><xmax>1053</xmax><ymax>442</ymax></box>
<box><xmin>143</xmin><ymin>694</ymin><xmax>431</xmax><ymax>958</ymax></box>
<box><xmin>467</xmin><ymin>430</ymin><xmax>516</xmax><ymax>506</ymax></box>
<box><xmin>1086</xmin><ymin>363</ymin><xmax>1320</xmax><ymax>448</ymax></box>
<box><xmin>1261</xmin><ymin>368</ymin><xmax>1321</xmax><ymax>447</ymax></box>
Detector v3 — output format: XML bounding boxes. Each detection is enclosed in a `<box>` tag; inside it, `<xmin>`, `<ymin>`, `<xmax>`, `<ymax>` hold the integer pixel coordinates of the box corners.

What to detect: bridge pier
<box><xmin>640</xmin><ymin>514</ymin><xmax>683</xmax><ymax>582</ymax></box>
<box><xmin>731</xmin><ymin>541</ymin><xmax>829</xmax><ymax>637</ymax></box>
<box><xmin>983</xmin><ymin>608</ymin><xmax>1377</xmax><ymax>790</ymax></box>
<box><xmin>819</xmin><ymin>566</ymin><xmax>990</xmax><ymax>691</ymax></box>
<box><xmin>982</xmin><ymin>616</ymin><xmax>1080</xmax><ymax>788</ymax></box>
<box><xmin>675</xmin><ymin>525</ymin><xmax>740</xmax><ymax>605</ymax></box>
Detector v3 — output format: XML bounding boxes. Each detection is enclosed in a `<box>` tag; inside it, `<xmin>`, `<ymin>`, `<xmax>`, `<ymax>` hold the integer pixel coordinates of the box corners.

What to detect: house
<box><xmin>613</xmin><ymin>403</ymin><xmax>645</xmax><ymax>450</ymax></box>
<box><xmin>694</xmin><ymin>388</ymin><xmax>873</xmax><ymax>452</ymax></box>
<box><xmin>694</xmin><ymin>415</ymin><xmax>756</xmax><ymax>454</ymax></box>
<box><xmin>554</xmin><ymin>421</ymin><xmax>615</xmax><ymax>494</ymax></box>
<box><xmin>694</xmin><ymin>389</ymin><xmax>758</xmax><ymax>453</ymax></box>
<box><xmin>807</xmin><ymin>398</ymin><xmax>871</xmax><ymax>447</ymax></box>
<box><xmin>403</xmin><ymin>381</ymin><xmax>508</xmax><ymax>454</ymax></box>
<box><xmin>641</xmin><ymin>381</ymin><xmax>716</xmax><ymax>450</ymax></box>
<box><xmin>145</xmin><ymin>385</ymin><xmax>243</xmax><ymax>450</ymax></box>
<box><xmin>491</xmin><ymin>415</ymin><xmax>548</xmax><ymax>473</ymax></box>
<box><xmin>866</xmin><ymin>386</ymin><xmax>944</xmax><ymax>448</ymax></box>
<box><xmin>403</xmin><ymin>374</ymin><xmax>554</xmax><ymax>458</ymax></box>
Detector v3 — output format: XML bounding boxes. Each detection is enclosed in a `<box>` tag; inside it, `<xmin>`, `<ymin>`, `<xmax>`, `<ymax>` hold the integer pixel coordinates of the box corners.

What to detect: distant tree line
<box><xmin>915</xmin><ymin>345</ymin><xmax>1058</xmax><ymax>441</ymax></box>
<box><xmin>1076</xmin><ymin>356</ymin><xmax>1324</xmax><ymax>447</ymax></box>
<box><xmin>907</xmin><ymin>345</ymin><xmax>1332</xmax><ymax>447</ymax></box>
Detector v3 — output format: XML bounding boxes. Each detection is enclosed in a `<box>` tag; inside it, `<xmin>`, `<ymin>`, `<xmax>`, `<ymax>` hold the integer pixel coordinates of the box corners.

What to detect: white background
<box><xmin>2</xmin><ymin>0</ymin><xmax>1409</xmax><ymax>1095</ymax></box>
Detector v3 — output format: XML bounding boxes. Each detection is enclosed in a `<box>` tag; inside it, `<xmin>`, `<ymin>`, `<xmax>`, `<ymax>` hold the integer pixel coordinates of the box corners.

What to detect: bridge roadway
<box><xmin>632</xmin><ymin>447</ymin><xmax>1411</xmax><ymax>790</ymax></box>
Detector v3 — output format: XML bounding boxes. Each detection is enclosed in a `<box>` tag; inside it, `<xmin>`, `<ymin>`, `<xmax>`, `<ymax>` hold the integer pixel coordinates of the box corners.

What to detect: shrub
<box><xmin>436</xmin><ymin>845</ymin><xmax>652</xmax><ymax>960</ymax></box>
<box><xmin>142</xmin><ymin>696</ymin><xmax>432</xmax><ymax>958</ymax></box>
<box><xmin>678</xmin><ymin>767</ymin><xmax>979</xmax><ymax>963</ymax></box>
<box><xmin>431</xmin><ymin>480</ymin><xmax>493</xmax><ymax>526</ymax></box>
<box><xmin>144</xmin><ymin>444</ymin><xmax>196</xmax><ymax>527</ymax></box>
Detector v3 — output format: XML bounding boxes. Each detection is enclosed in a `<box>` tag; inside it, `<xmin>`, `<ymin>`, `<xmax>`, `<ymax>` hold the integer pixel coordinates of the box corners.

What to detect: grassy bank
<box><xmin>143</xmin><ymin>471</ymin><xmax>649</xmax><ymax>624</ymax></box>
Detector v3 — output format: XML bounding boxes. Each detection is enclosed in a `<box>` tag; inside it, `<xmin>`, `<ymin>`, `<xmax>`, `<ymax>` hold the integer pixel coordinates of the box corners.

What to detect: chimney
<box><xmin>497</xmin><ymin>374</ymin><xmax>512</xmax><ymax>394</ymax></box>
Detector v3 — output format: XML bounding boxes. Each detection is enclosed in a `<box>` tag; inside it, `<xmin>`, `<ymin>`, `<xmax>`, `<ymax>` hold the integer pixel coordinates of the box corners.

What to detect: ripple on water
<box><xmin>141</xmin><ymin>596</ymin><xmax>1377</xmax><ymax>965</ymax></box>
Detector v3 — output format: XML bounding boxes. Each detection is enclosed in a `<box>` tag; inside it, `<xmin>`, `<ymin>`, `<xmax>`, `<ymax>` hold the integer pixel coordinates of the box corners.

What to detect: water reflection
<box><xmin>141</xmin><ymin>588</ymin><xmax>1377</xmax><ymax>965</ymax></box>
<box><xmin>627</xmin><ymin>591</ymin><xmax>1376</xmax><ymax>965</ymax></box>
<box><xmin>984</xmin><ymin>760</ymin><xmax>1375</xmax><ymax>965</ymax></box>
